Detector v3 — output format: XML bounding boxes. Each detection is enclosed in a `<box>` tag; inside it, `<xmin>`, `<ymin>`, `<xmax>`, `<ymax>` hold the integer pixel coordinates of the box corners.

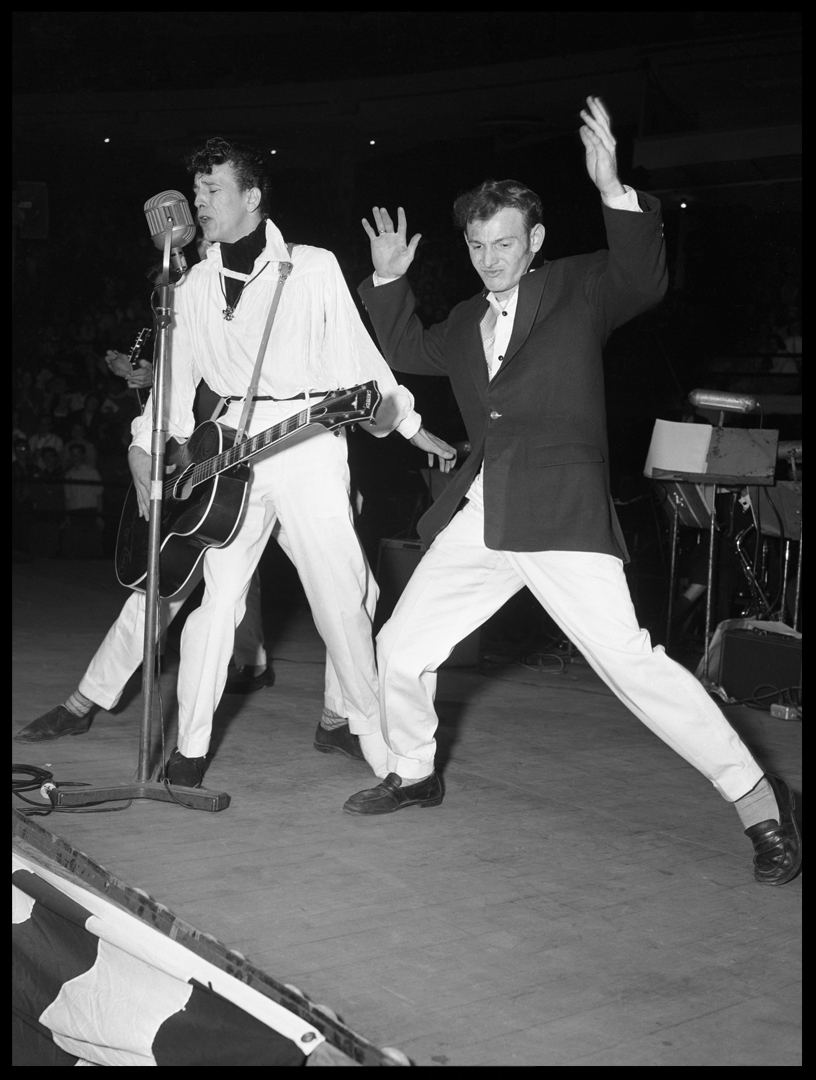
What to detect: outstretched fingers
<box><xmin>396</xmin><ymin>206</ymin><xmax>409</xmax><ymax>239</ymax></box>
<box><xmin>587</xmin><ymin>94</ymin><xmax>611</xmax><ymax>126</ymax></box>
<box><xmin>579</xmin><ymin>95</ymin><xmax>616</xmax><ymax>152</ymax></box>
<box><xmin>370</xmin><ymin>206</ymin><xmax>396</xmax><ymax>234</ymax></box>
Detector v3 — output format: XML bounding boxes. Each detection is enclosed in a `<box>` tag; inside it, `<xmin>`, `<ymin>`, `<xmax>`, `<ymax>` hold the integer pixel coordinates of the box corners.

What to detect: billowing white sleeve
<box><xmin>129</xmin><ymin>281</ymin><xmax>202</xmax><ymax>453</ymax></box>
<box><xmin>324</xmin><ymin>254</ymin><xmax>421</xmax><ymax>439</ymax></box>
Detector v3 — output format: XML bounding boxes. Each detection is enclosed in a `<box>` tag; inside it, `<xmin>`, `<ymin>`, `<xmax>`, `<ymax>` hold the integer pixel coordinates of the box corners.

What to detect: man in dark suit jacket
<box><xmin>342</xmin><ymin>98</ymin><xmax>800</xmax><ymax>886</ymax></box>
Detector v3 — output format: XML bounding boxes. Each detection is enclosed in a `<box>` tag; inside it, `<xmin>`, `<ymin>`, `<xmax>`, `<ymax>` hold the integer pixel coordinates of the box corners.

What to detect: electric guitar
<box><xmin>115</xmin><ymin>381</ymin><xmax>381</xmax><ymax>598</ymax></box>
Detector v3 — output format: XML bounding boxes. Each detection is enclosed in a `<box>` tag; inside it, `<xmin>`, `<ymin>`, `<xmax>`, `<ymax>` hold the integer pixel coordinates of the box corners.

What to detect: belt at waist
<box><xmin>224</xmin><ymin>390</ymin><xmax>331</xmax><ymax>404</ymax></box>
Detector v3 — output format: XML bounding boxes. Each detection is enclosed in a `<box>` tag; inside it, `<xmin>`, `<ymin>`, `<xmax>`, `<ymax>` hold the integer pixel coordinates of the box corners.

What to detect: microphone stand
<box><xmin>52</xmin><ymin>220</ymin><xmax>230</xmax><ymax>813</ymax></box>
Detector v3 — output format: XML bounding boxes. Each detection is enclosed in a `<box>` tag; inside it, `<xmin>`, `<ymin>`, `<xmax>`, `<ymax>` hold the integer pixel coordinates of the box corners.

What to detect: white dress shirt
<box><xmin>132</xmin><ymin>218</ymin><xmax>421</xmax><ymax>453</ymax></box>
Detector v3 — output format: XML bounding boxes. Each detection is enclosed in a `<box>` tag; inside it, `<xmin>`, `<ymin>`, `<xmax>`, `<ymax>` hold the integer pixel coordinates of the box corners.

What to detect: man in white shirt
<box><xmin>15</xmin><ymin>137</ymin><xmax>455</xmax><ymax>789</ymax></box>
<box><xmin>343</xmin><ymin>98</ymin><xmax>800</xmax><ymax>887</ymax></box>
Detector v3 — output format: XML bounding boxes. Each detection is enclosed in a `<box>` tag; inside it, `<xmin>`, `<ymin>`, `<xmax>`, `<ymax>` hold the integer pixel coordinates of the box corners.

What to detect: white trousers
<box><xmin>232</xmin><ymin>569</ymin><xmax>266</xmax><ymax>669</ymax></box>
<box><xmin>80</xmin><ymin>402</ymin><xmax>380</xmax><ymax>758</ymax></box>
<box><xmin>376</xmin><ymin>487</ymin><xmax>763</xmax><ymax>801</ymax></box>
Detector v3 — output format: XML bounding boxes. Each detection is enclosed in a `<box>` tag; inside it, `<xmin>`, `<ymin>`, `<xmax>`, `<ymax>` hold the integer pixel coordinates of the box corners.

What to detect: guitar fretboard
<box><xmin>164</xmin><ymin>405</ymin><xmax>313</xmax><ymax>496</ymax></box>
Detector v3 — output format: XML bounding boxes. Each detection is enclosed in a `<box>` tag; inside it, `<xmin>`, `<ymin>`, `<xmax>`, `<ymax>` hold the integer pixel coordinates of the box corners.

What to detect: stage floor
<box><xmin>12</xmin><ymin>557</ymin><xmax>802</xmax><ymax>1066</ymax></box>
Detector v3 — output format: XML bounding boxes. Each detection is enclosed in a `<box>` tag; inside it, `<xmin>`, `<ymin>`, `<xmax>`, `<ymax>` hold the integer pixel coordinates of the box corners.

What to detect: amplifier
<box><xmin>718</xmin><ymin>628</ymin><xmax>802</xmax><ymax>703</ymax></box>
<box><xmin>375</xmin><ymin>539</ymin><xmax>480</xmax><ymax>667</ymax></box>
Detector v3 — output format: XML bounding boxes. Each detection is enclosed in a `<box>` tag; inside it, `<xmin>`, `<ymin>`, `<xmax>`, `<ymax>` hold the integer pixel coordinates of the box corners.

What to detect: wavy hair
<box><xmin>186</xmin><ymin>137</ymin><xmax>272</xmax><ymax>217</ymax></box>
<box><xmin>453</xmin><ymin>179</ymin><xmax>543</xmax><ymax>235</ymax></box>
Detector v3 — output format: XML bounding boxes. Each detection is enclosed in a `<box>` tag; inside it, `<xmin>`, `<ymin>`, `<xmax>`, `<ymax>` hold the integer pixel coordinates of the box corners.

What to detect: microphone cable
<box><xmin>12</xmin><ymin>765</ymin><xmax>132</xmax><ymax>817</ymax></box>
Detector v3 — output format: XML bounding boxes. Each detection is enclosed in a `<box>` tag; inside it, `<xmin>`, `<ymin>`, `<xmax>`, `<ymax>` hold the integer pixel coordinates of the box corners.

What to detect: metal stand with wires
<box><xmin>50</xmin><ymin>217</ymin><xmax>230</xmax><ymax>814</ymax></box>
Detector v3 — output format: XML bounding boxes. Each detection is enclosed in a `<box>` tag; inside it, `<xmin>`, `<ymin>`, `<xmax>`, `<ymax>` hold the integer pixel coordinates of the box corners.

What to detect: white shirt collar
<box><xmin>485</xmin><ymin>284</ymin><xmax>520</xmax><ymax>314</ymax></box>
<box><xmin>205</xmin><ymin>218</ymin><xmax>291</xmax><ymax>267</ymax></box>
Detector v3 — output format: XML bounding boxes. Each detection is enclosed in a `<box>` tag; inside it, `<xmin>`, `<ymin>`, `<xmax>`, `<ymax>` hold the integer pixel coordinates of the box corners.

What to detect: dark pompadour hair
<box><xmin>186</xmin><ymin>137</ymin><xmax>272</xmax><ymax>217</ymax></box>
<box><xmin>452</xmin><ymin>179</ymin><xmax>543</xmax><ymax>234</ymax></box>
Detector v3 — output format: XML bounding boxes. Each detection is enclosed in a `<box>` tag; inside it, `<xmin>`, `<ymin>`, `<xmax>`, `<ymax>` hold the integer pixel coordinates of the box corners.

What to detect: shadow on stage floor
<box><xmin>12</xmin><ymin>557</ymin><xmax>802</xmax><ymax>1066</ymax></box>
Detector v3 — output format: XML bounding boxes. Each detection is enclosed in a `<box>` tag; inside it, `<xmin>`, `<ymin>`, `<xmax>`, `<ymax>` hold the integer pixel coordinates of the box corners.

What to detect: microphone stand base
<box><xmin>51</xmin><ymin>781</ymin><xmax>230</xmax><ymax>813</ymax></box>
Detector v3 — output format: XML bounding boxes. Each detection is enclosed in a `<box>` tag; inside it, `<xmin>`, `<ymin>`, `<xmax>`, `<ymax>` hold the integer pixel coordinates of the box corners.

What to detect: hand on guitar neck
<box><xmin>105</xmin><ymin>350</ymin><xmax>153</xmax><ymax>390</ymax></box>
<box><xmin>105</xmin><ymin>328</ymin><xmax>154</xmax><ymax>413</ymax></box>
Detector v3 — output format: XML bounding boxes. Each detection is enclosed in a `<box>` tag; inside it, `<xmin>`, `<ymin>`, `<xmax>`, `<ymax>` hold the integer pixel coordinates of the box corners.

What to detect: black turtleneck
<box><xmin>220</xmin><ymin>220</ymin><xmax>268</xmax><ymax>309</ymax></box>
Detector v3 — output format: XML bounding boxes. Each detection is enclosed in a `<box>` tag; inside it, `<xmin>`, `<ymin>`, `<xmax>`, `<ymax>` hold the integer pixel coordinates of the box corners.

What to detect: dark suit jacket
<box><xmin>359</xmin><ymin>193</ymin><xmax>668</xmax><ymax>556</ymax></box>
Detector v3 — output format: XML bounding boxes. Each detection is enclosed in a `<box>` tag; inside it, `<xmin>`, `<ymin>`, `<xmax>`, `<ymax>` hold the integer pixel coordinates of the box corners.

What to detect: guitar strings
<box><xmin>157</xmin><ymin>388</ymin><xmax>364</xmax><ymax>497</ymax></box>
<box><xmin>160</xmin><ymin>407</ymin><xmax>310</xmax><ymax>496</ymax></box>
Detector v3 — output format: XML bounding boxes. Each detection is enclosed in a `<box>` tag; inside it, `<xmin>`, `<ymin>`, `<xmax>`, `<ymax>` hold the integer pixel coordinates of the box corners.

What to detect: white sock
<box><xmin>320</xmin><ymin>708</ymin><xmax>348</xmax><ymax>731</ymax></box>
<box><xmin>734</xmin><ymin>777</ymin><xmax>780</xmax><ymax>830</ymax></box>
<box><xmin>64</xmin><ymin>690</ymin><xmax>95</xmax><ymax>718</ymax></box>
<box><xmin>358</xmin><ymin>731</ymin><xmax>389</xmax><ymax>778</ymax></box>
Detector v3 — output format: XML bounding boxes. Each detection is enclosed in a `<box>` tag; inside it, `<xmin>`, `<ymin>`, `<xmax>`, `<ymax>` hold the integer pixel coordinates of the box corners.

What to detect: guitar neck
<box><xmin>172</xmin><ymin>382</ymin><xmax>379</xmax><ymax>494</ymax></box>
<box><xmin>128</xmin><ymin>328</ymin><xmax>152</xmax><ymax>413</ymax></box>
<box><xmin>190</xmin><ymin>406</ymin><xmax>314</xmax><ymax>486</ymax></box>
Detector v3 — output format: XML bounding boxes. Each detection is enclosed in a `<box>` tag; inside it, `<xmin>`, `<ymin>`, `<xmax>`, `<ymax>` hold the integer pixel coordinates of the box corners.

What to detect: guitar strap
<box><xmin>233</xmin><ymin>242</ymin><xmax>295</xmax><ymax>443</ymax></box>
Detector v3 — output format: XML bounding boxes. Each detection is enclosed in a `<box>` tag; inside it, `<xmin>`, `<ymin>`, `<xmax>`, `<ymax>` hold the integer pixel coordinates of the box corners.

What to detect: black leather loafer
<box><xmin>745</xmin><ymin>774</ymin><xmax>802</xmax><ymax>886</ymax></box>
<box><xmin>343</xmin><ymin>772</ymin><xmax>443</xmax><ymax>815</ymax></box>
<box><xmin>223</xmin><ymin>665</ymin><xmax>275</xmax><ymax>694</ymax></box>
<box><xmin>313</xmin><ymin>722</ymin><xmax>365</xmax><ymax>761</ymax></box>
<box><xmin>14</xmin><ymin>705</ymin><xmax>93</xmax><ymax>743</ymax></box>
<box><xmin>164</xmin><ymin>748</ymin><xmax>207</xmax><ymax>788</ymax></box>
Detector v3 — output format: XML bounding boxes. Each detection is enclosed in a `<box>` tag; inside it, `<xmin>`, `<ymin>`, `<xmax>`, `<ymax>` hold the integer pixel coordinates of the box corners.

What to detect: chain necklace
<box><xmin>220</xmin><ymin>262</ymin><xmax>271</xmax><ymax>321</ymax></box>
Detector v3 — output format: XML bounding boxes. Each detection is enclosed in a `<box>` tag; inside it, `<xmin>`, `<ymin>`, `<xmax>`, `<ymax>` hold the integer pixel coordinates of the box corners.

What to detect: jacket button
<box><xmin>489</xmin><ymin>410</ymin><xmax>501</xmax><ymax>419</ymax></box>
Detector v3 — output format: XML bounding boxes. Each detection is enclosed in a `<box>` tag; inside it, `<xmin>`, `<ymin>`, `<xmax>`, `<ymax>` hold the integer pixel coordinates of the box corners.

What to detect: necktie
<box><xmin>480</xmin><ymin>303</ymin><xmax>498</xmax><ymax>374</ymax></box>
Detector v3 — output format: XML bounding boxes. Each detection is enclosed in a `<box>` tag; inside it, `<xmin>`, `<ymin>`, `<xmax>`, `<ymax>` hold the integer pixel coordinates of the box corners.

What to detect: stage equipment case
<box><xmin>718</xmin><ymin>628</ymin><xmax>802</xmax><ymax>703</ymax></box>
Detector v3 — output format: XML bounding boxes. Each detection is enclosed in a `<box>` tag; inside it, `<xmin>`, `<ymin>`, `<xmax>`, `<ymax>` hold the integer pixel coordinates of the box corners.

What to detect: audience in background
<box><xmin>11</xmin><ymin>235</ymin><xmax>801</xmax><ymax>564</ymax></box>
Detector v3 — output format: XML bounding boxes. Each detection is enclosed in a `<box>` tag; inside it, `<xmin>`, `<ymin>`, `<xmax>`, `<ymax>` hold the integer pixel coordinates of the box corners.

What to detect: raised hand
<box><xmin>361</xmin><ymin>206</ymin><xmax>421</xmax><ymax>280</ymax></box>
<box><xmin>579</xmin><ymin>96</ymin><xmax>625</xmax><ymax>199</ymax></box>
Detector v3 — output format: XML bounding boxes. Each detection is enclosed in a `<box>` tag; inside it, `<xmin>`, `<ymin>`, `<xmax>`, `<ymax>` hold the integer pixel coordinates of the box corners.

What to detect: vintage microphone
<box><xmin>137</xmin><ymin>191</ymin><xmax>229</xmax><ymax>806</ymax></box>
<box><xmin>688</xmin><ymin>389</ymin><xmax>759</xmax><ymax>427</ymax></box>
<box><xmin>50</xmin><ymin>192</ymin><xmax>229</xmax><ymax>813</ymax></box>
<box><xmin>144</xmin><ymin>190</ymin><xmax>196</xmax><ymax>276</ymax></box>
<box><xmin>135</xmin><ymin>193</ymin><xmax>193</xmax><ymax>789</ymax></box>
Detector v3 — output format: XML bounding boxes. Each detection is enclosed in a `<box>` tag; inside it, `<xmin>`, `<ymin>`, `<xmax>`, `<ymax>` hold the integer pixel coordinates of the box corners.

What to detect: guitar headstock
<box><xmin>309</xmin><ymin>381</ymin><xmax>383</xmax><ymax>431</ymax></box>
<box><xmin>129</xmin><ymin>327</ymin><xmax>153</xmax><ymax>365</ymax></box>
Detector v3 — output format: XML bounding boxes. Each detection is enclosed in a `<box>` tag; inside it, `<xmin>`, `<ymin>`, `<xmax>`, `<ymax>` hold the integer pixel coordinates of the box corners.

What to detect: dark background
<box><xmin>12</xmin><ymin>11</ymin><xmax>802</xmax><ymax>643</ymax></box>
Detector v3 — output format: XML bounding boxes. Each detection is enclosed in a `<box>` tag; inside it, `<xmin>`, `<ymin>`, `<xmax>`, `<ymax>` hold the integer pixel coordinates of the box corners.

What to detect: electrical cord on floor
<box><xmin>12</xmin><ymin>764</ymin><xmax>132</xmax><ymax>817</ymax></box>
<box><xmin>481</xmin><ymin>642</ymin><xmax>575</xmax><ymax>677</ymax></box>
<box><xmin>517</xmin><ymin>654</ymin><xmax>566</xmax><ymax>674</ymax></box>
<box><xmin>741</xmin><ymin>684</ymin><xmax>802</xmax><ymax>713</ymax></box>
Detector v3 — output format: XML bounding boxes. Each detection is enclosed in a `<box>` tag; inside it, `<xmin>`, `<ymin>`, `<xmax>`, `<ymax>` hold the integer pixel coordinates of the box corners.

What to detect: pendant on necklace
<box><xmin>222</xmin><ymin>305</ymin><xmax>235</xmax><ymax>321</ymax></box>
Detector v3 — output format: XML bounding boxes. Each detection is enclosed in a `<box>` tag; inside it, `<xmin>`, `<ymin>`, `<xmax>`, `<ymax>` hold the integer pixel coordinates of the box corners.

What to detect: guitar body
<box><xmin>115</xmin><ymin>381</ymin><xmax>382</xmax><ymax>599</ymax></box>
<box><xmin>116</xmin><ymin>422</ymin><xmax>250</xmax><ymax>598</ymax></box>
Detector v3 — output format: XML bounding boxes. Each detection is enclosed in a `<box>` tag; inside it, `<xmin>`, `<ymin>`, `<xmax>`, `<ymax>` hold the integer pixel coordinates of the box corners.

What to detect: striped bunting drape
<box><xmin>12</xmin><ymin>852</ymin><xmax>323</xmax><ymax>1066</ymax></box>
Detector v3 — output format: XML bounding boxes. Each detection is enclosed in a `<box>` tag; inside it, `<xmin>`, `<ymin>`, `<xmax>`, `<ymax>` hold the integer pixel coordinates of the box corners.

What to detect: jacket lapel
<box><xmin>452</xmin><ymin>294</ymin><xmax>491</xmax><ymax>399</ymax></box>
<box><xmin>496</xmin><ymin>263</ymin><xmax>551</xmax><ymax>374</ymax></box>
